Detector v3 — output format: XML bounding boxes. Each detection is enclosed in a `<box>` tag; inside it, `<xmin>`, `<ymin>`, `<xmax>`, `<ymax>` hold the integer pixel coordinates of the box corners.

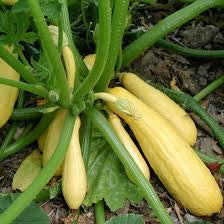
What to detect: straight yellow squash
<box><xmin>120</xmin><ymin>72</ymin><xmax>197</xmax><ymax>145</ymax></box>
<box><xmin>0</xmin><ymin>46</ymin><xmax>20</xmax><ymax>128</ymax></box>
<box><xmin>62</xmin><ymin>116</ymin><xmax>87</xmax><ymax>209</ymax></box>
<box><xmin>108</xmin><ymin>112</ymin><xmax>150</xmax><ymax>182</ymax></box>
<box><xmin>107</xmin><ymin>87</ymin><xmax>223</xmax><ymax>216</ymax></box>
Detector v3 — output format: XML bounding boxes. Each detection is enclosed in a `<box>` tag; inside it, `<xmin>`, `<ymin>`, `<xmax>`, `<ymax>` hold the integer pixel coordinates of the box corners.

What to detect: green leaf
<box><xmin>12</xmin><ymin>150</ymin><xmax>42</xmax><ymax>192</ymax></box>
<box><xmin>0</xmin><ymin>193</ymin><xmax>50</xmax><ymax>224</ymax></box>
<box><xmin>83</xmin><ymin>127</ymin><xmax>143</xmax><ymax>211</ymax></box>
<box><xmin>106</xmin><ymin>214</ymin><xmax>144</xmax><ymax>224</ymax></box>
<box><xmin>12</xmin><ymin>0</ymin><xmax>62</xmax><ymax>24</ymax></box>
<box><xmin>0</xmin><ymin>10</ymin><xmax>38</xmax><ymax>48</ymax></box>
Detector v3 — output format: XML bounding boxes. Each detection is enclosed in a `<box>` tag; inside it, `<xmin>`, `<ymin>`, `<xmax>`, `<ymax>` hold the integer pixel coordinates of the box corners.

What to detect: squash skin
<box><xmin>0</xmin><ymin>46</ymin><xmax>20</xmax><ymax>128</ymax></box>
<box><xmin>121</xmin><ymin>73</ymin><xmax>197</xmax><ymax>145</ymax></box>
<box><xmin>83</xmin><ymin>54</ymin><xmax>96</xmax><ymax>71</ymax></box>
<box><xmin>108</xmin><ymin>112</ymin><xmax>150</xmax><ymax>182</ymax></box>
<box><xmin>107</xmin><ymin>87</ymin><xmax>223</xmax><ymax>216</ymax></box>
<box><xmin>42</xmin><ymin>110</ymin><xmax>67</xmax><ymax>176</ymax></box>
<box><xmin>62</xmin><ymin>116</ymin><xmax>87</xmax><ymax>209</ymax></box>
<box><xmin>38</xmin><ymin>128</ymin><xmax>48</xmax><ymax>152</ymax></box>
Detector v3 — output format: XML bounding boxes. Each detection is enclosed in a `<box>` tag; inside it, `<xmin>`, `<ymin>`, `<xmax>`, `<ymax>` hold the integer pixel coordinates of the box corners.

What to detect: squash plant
<box><xmin>0</xmin><ymin>0</ymin><xmax>224</xmax><ymax>223</ymax></box>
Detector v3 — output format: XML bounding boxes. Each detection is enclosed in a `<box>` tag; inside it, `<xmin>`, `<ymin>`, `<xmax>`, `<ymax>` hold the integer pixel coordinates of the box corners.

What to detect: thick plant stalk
<box><xmin>87</xmin><ymin>108</ymin><xmax>173</xmax><ymax>224</ymax></box>
<box><xmin>0</xmin><ymin>77</ymin><xmax>49</xmax><ymax>98</ymax></box>
<box><xmin>95</xmin><ymin>0</ymin><xmax>130</xmax><ymax>91</ymax></box>
<box><xmin>95</xmin><ymin>200</ymin><xmax>106</xmax><ymax>224</ymax></box>
<box><xmin>157</xmin><ymin>39</ymin><xmax>224</xmax><ymax>58</ymax></box>
<box><xmin>122</xmin><ymin>0</ymin><xmax>224</xmax><ymax>67</ymax></box>
<box><xmin>11</xmin><ymin>106</ymin><xmax>51</xmax><ymax>120</ymax></box>
<box><xmin>28</xmin><ymin>0</ymin><xmax>70</xmax><ymax>107</ymax></box>
<box><xmin>72</xmin><ymin>0</ymin><xmax>111</xmax><ymax>101</ymax></box>
<box><xmin>0</xmin><ymin>112</ymin><xmax>76</xmax><ymax>224</ymax></box>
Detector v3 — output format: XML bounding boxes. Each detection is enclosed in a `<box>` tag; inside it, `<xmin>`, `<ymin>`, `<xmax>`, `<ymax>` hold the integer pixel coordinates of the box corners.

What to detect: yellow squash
<box><xmin>0</xmin><ymin>46</ymin><xmax>20</xmax><ymax>128</ymax></box>
<box><xmin>120</xmin><ymin>73</ymin><xmax>197</xmax><ymax>145</ymax></box>
<box><xmin>83</xmin><ymin>54</ymin><xmax>96</xmax><ymax>70</ymax></box>
<box><xmin>107</xmin><ymin>87</ymin><xmax>223</xmax><ymax>216</ymax></box>
<box><xmin>38</xmin><ymin>128</ymin><xmax>48</xmax><ymax>152</ymax></box>
<box><xmin>62</xmin><ymin>116</ymin><xmax>87</xmax><ymax>209</ymax></box>
<box><xmin>42</xmin><ymin>110</ymin><xmax>67</xmax><ymax>176</ymax></box>
<box><xmin>108</xmin><ymin>112</ymin><xmax>150</xmax><ymax>182</ymax></box>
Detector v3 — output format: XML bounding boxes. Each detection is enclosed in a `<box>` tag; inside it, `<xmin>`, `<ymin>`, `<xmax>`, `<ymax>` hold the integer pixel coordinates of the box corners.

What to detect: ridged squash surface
<box><xmin>107</xmin><ymin>87</ymin><xmax>223</xmax><ymax>216</ymax></box>
<box><xmin>121</xmin><ymin>73</ymin><xmax>197</xmax><ymax>145</ymax></box>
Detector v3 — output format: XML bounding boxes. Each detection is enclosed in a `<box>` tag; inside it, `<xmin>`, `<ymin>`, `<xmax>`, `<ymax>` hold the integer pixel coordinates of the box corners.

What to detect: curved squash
<box><xmin>107</xmin><ymin>87</ymin><xmax>223</xmax><ymax>216</ymax></box>
<box><xmin>108</xmin><ymin>112</ymin><xmax>150</xmax><ymax>182</ymax></box>
<box><xmin>62</xmin><ymin>116</ymin><xmax>87</xmax><ymax>209</ymax></box>
<box><xmin>120</xmin><ymin>73</ymin><xmax>197</xmax><ymax>145</ymax></box>
<box><xmin>42</xmin><ymin>110</ymin><xmax>67</xmax><ymax>176</ymax></box>
<box><xmin>0</xmin><ymin>46</ymin><xmax>20</xmax><ymax>128</ymax></box>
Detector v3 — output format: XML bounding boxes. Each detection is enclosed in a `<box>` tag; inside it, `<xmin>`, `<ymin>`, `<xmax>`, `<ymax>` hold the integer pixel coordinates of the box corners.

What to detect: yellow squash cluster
<box><xmin>87</xmin><ymin>55</ymin><xmax>223</xmax><ymax>216</ymax></box>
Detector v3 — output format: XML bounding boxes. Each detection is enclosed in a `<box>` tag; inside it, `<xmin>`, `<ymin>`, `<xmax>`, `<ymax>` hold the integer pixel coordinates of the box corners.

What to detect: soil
<box><xmin>1</xmin><ymin>1</ymin><xmax>224</xmax><ymax>223</ymax></box>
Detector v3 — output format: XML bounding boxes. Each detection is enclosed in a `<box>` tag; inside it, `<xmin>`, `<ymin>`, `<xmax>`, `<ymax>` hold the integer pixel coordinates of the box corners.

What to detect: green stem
<box><xmin>18</xmin><ymin>122</ymin><xmax>36</xmax><ymax>139</ymax></box>
<box><xmin>72</xmin><ymin>0</ymin><xmax>111</xmax><ymax>101</ymax></box>
<box><xmin>0</xmin><ymin>77</ymin><xmax>49</xmax><ymax>98</ymax></box>
<box><xmin>153</xmin><ymin>85</ymin><xmax>224</xmax><ymax>150</ymax></box>
<box><xmin>0</xmin><ymin>91</ymin><xmax>24</xmax><ymax>153</ymax></box>
<box><xmin>0</xmin><ymin>45</ymin><xmax>36</xmax><ymax>83</ymax></box>
<box><xmin>195</xmin><ymin>149</ymin><xmax>224</xmax><ymax>164</ymax></box>
<box><xmin>193</xmin><ymin>75</ymin><xmax>224</xmax><ymax>101</ymax></box>
<box><xmin>11</xmin><ymin>107</ymin><xmax>47</xmax><ymax>120</ymax></box>
<box><xmin>0</xmin><ymin>112</ymin><xmax>76</xmax><ymax>224</ymax></box>
<box><xmin>87</xmin><ymin>108</ymin><xmax>173</xmax><ymax>224</ymax></box>
<box><xmin>80</xmin><ymin>115</ymin><xmax>92</xmax><ymax>169</ymax></box>
<box><xmin>0</xmin><ymin>113</ymin><xmax>55</xmax><ymax>161</ymax></box>
<box><xmin>61</xmin><ymin>0</ymin><xmax>88</xmax><ymax>85</ymax></box>
<box><xmin>95</xmin><ymin>200</ymin><xmax>106</xmax><ymax>224</ymax></box>
<box><xmin>17</xmin><ymin>90</ymin><xmax>25</xmax><ymax>108</ymax></box>
<box><xmin>95</xmin><ymin>0</ymin><xmax>129</xmax><ymax>91</ymax></box>
<box><xmin>122</xmin><ymin>0</ymin><xmax>224</xmax><ymax>67</ymax></box>
<box><xmin>58</xmin><ymin>18</ymin><xmax>64</xmax><ymax>52</ymax></box>
<box><xmin>0</xmin><ymin>124</ymin><xmax>17</xmax><ymax>151</ymax></box>
<box><xmin>28</xmin><ymin>0</ymin><xmax>70</xmax><ymax>107</ymax></box>
<box><xmin>18</xmin><ymin>50</ymin><xmax>32</xmax><ymax>68</ymax></box>
<box><xmin>157</xmin><ymin>39</ymin><xmax>224</xmax><ymax>58</ymax></box>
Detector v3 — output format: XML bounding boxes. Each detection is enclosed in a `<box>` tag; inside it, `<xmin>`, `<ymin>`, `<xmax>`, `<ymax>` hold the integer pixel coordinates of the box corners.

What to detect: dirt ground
<box><xmin>1</xmin><ymin>1</ymin><xmax>224</xmax><ymax>224</ymax></box>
